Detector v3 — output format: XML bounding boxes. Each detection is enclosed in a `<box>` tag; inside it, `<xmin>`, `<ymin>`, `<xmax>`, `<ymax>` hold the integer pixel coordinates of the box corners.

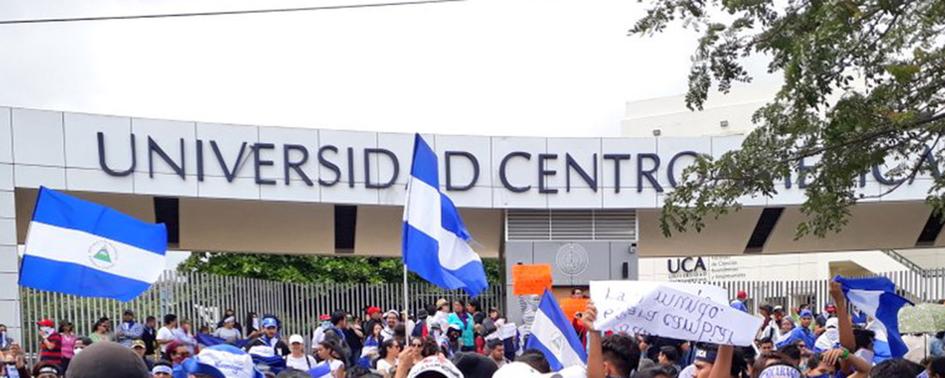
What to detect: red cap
<box><xmin>36</xmin><ymin>319</ymin><xmax>54</xmax><ymax>328</ymax></box>
<box><xmin>366</xmin><ymin>306</ymin><xmax>382</xmax><ymax>315</ymax></box>
<box><xmin>736</xmin><ymin>290</ymin><xmax>748</xmax><ymax>300</ymax></box>
<box><xmin>319</xmin><ymin>314</ymin><xmax>331</xmax><ymax>321</ymax></box>
<box><xmin>825</xmin><ymin>304</ymin><xmax>837</xmax><ymax>313</ymax></box>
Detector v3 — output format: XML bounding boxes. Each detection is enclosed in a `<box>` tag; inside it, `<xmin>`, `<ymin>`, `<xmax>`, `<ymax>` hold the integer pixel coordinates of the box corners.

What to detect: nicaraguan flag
<box><xmin>525</xmin><ymin>289</ymin><xmax>588</xmax><ymax>371</ymax></box>
<box><xmin>402</xmin><ymin>134</ymin><xmax>488</xmax><ymax>297</ymax></box>
<box><xmin>833</xmin><ymin>276</ymin><xmax>912</xmax><ymax>359</ymax></box>
<box><xmin>19</xmin><ymin>187</ymin><xmax>167</xmax><ymax>301</ymax></box>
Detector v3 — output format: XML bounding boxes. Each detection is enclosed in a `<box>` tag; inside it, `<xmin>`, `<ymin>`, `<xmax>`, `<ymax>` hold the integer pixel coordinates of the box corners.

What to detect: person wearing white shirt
<box><xmin>312</xmin><ymin>341</ymin><xmax>345</xmax><ymax>378</ymax></box>
<box><xmin>285</xmin><ymin>334</ymin><xmax>318</xmax><ymax>371</ymax></box>
<box><xmin>375</xmin><ymin>338</ymin><xmax>402</xmax><ymax>378</ymax></box>
<box><xmin>155</xmin><ymin>314</ymin><xmax>179</xmax><ymax>353</ymax></box>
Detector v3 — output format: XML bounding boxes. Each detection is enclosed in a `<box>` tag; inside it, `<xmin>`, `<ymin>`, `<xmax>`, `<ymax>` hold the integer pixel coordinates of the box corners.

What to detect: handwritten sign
<box><xmin>590</xmin><ymin>281</ymin><xmax>761</xmax><ymax>346</ymax></box>
<box><xmin>512</xmin><ymin>264</ymin><xmax>552</xmax><ymax>295</ymax></box>
<box><xmin>560</xmin><ymin>298</ymin><xmax>589</xmax><ymax>320</ymax></box>
<box><xmin>485</xmin><ymin>323</ymin><xmax>518</xmax><ymax>341</ymax></box>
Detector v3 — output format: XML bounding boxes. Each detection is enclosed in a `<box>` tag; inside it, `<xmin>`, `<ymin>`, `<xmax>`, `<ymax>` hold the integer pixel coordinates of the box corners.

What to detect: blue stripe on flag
<box><xmin>402</xmin><ymin>225</ymin><xmax>487</xmax><ymax>296</ymax></box>
<box><xmin>32</xmin><ymin>187</ymin><xmax>167</xmax><ymax>254</ymax></box>
<box><xmin>18</xmin><ymin>255</ymin><xmax>151</xmax><ymax>301</ymax></box>
<box><xmin>528</xmin><ymin>334</ymin><xmax>567</xmax><ymax>372</ymax></box>
<box><xmin>439</xmin><ymin>193</ymin><xmax>471</xmax><ymax>241</ymax></box>
<box><xmin>409</xmin><ymin>134</ymin><xmax>438</xmax><ymax>188</ymax></box>
<box><xmin>834</xmin><ymin>276</ymin><xmax>913</xmax><ymax>359</ymax></box>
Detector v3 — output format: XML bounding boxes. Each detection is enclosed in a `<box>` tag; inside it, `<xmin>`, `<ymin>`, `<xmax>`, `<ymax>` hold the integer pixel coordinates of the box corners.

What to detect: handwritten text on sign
<box><xmin>590</xmin><ymin>281</ymin><xmax>761</xmax><ymax>346</ymax></box>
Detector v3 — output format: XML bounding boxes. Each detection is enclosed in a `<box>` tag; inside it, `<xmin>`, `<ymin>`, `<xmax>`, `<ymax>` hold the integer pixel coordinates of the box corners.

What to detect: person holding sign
<box><xmin>581</xmin><ymin>302</ymin><xmax>643</xmax><ymax>378</ymax></box>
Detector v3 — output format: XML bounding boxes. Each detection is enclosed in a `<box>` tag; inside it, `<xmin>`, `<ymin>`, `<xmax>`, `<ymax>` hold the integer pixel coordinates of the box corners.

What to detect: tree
<box><xmin>177</xmin><ymin>252</ymin><xmax>503</xmax><ymax>285</ymax></box>
<box><xmin>637</xmin><ymin>0</ymin><xmax>945</xmax><ymax>237</ymax></box>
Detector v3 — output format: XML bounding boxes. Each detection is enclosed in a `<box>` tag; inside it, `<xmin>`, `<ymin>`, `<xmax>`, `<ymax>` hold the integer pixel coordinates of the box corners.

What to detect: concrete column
<box><xmin>0</xmin><ymin>107</ymin><xmax>19</xmax><ymax>344</ymax></box>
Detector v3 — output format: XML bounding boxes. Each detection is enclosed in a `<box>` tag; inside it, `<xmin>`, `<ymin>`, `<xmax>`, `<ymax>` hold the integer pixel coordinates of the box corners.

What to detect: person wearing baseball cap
<box><xmin>245</xmin><ymin>316</ymin><xmax>290</xmax><ymax>363</ymax></box>
<box><xmin>37</xmin><ymin>318</ymin><xmax>63</xmax><ymax>367</ymax></box>
<box><xmin>132</xmin><ymin>339</ymin><xmax>154</xmax><ymax>370</ymax></box>
<box><xmin>285</xmin><ymin>334</ymin><xmax>317</xmax><ymax>371</ymax></box>
<box><xmin>730</xmin><ymin>291</ymin><xmax>749</xmax><ymax>313</ymax></box>
<box><xmin>777</xmin><ymin>310</ymin><xmax>815</xmax><ymax>350</ymax></box>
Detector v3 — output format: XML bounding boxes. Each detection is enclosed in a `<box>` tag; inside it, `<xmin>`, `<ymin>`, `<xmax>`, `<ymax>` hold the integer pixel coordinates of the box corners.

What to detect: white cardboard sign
<box><xmin>590</xmin><ymin>281</ymin><xmax>761</xmax><ymax>346</ymax></box>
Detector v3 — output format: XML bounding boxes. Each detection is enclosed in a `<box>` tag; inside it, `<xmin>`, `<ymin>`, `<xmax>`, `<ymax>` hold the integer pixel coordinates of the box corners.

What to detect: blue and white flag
<box><xmin>525</xmin><ymin>289</ymin><xmax>587</xmax><ymax>371</ymax></box>
<box><xmin>833</xmin><ymin>276</ymin><xmax>913</xmax><ymax>359</ymax></box>
<box><xmin>19</xmin><ymin>187</ymin><xmax>167</xmax><ymax>301</ymax></box>
<box><xmin>402</xmin><ymin>134</ymin><xmax>488</xmax><ymax>297</ymax></box>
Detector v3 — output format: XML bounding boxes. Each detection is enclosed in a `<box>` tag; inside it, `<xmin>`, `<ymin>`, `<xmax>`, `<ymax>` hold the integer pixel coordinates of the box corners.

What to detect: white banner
<box><xmin>590</xmin><ymin>281</ymin><xmax>761</xmax><ymax>346</ymax></box>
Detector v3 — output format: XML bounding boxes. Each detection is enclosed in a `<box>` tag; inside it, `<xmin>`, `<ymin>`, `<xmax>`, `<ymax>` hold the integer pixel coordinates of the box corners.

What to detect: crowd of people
<box><xmin>1</xmin><ymin>285</ymin><xmax>945</xmax><ymax>378</ymax></box>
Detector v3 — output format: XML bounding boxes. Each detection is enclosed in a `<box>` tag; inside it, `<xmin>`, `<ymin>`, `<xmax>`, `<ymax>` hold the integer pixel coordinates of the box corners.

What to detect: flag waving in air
<box><xmin>525</xmin><ymin>289</ymin><xmax>588</xmax><ymax>370</ymax></box>
<box><xmin>19</xmin><ymin>187</ymin><xmax>167</xmax><ymax>301</ymax></box>
<box><xmin>402</xmin><ymin>134</ymin><xmax>488</xmax><ymax>297</ymax></box>
<box><xmin>833</xmin><ymin>276</ymin><xmax>913</xmax><ymax>360</ymax></box>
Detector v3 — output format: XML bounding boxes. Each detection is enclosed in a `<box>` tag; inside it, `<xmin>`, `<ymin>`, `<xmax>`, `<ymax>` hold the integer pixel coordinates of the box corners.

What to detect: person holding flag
<box><xmin>833</xmin><ymin>275</ymin><xmax>913</xmax><ymax>363</ymax></box>
<box><xmin>524</xmin><ymin>289</ymin><xmax>587</xmax><ymax>372</ymax></box>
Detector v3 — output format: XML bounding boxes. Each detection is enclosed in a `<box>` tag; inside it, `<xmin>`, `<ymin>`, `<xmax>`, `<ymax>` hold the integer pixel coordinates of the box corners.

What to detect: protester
<box><xmin>37</xmin><ymin>318</ymin><xmax>64</xmax><ymax>367</ymax></box>
<box><xmin>323</xmin><ymin>310</ymin><xmax>352</xmax><ymax>364</ymax></box>
<box><xmin>777</xmin><ymin>312</ymin><xmax>815</xmax><ymax>350</ymax></box>
<box><xmin>32</xmin><ymin>361</ymin><xmax>62</xmax><ymax>378</ymax></box>
<box><xmin>247</xmin><ymin>316</ymin><xmax>290</xmax><ymax>358</ymax></box>
<box><xmin>116</xmin><ymin>310</ymin><xmax>145</xmax><ymax>348</ymax></box>
<box><xmin>285</xmin><ymin>334</ymin><xmax>318</xmax><ymax>371</ymax></box>
<box><xmin>448</xmin><ymin>301</ymin><xmax>476</xmax><ymax>352</ymax></box>
<box><xmin>176</xmin><ymin>320</ymin><xmax>199</xmax><ymax>355</ymax></box>
<box><xmin>247</xmin><ymin>312</ymin><xmax>261</xmax><ymax>339</ymax></box>
<box><xmin>0</xmin><ymin>324</ymin><xmax>12</xmax><ymax>351</ymax></box>
<box><xmin>176</xmin><ymin>344</ymin><xmax>263</xmax><ymax>378</ymax></box>
<box><xmin>756</xmin><ymin>305</ymin><xmax>779</xmax><ymax>342</ymax></box>
<box><xmin>360</xmin><ymin>322</ymin><xmax>385</xmax><ymax>368</ymax></box>
<box><xmin>142</xmin><ymin>316</ymin><xmax>158</xmax><ymax>359</ymax></box>
<box><xmin>150</xmin><ymin>360</ymin><xmax>173</xmax><ymax>377</ymax></box>
<box><xmin>731</xmin><ymin>291</ymin><xmax>750</xmax><ymax>313</ymax></box>
<box><xmin>65</xmin><ymin>341</ymin><xmax>150</xmax><ymax>378</ymax></box>
<box><xmin>0</xmin><ymin>347</ymin><xmax>29</xmax><ymax>378</ymax></box>
<box><xmin>376</xmin><ymin>338</ymin><xmax>402</xmax><ymax>377</ymax></box>
<box><xmin>156</xmin><ymin>314</ymin><xmax>179</xmax><ymax>352</ymax></box>
<box><xmin>59</xmin><ymin>320</ymin><xmax>77</xmax><ymax>372</ymax></box>
<box><xmin>452</xmin><ymin>352</ymin><xmax>499</xmax><ymax>378</ymax></box>
<box><xmin>467</xmin><ymin>299</ymin><xmax>486</xmax><ymax>325</ymax></box>
<box><xmin>442</xmin><ymin>324</ymin><xmax>463</xmax><ymax>358</ymax></box>
<box><xmin>433</xmin><ymin>300</ymin><xmax>451</xmax><ymax>331</ymax></box>
<box><xmin>217</xmin><ymin>309</ymin><xmax>244</xmax><ymax>334</ymax></box>
<box><xmin>383</xmin><ymin>311</ymin><xmax>400</xmax><ymax>342</ymax></box>
<box><xmin>313</xmin><ymin>341</ymin><xmax>346</xmax><ymax>378</ymax></box>
<box><xmin>481</xmin><ymin>308</ymin><xmax>501</xmax><ymax>337</ymax></box>
<box><xmin>932</xmin><ymin>331</ymin><xmax>945</xmax><ymax>358</ymax></box>
<box><xmin>166</xmin><ymin>341</ymin><xmax>191</xmax><ymax>366</ymax></box>
<box><xmin>365</xmin><ymin>307</ymin><xmax>384</xmax><ymax>339</ymax></box>
<box><xmin>868</xmin><ymin>358</ymin><xmax>924</xmax><ymax>377</ymax></box>
<box><xmin>757</xmin><ymin>338</ymin><xmax>774</xmax><ymax>356</ymax></box>
<box><xmin>213</xmin><ymin>315</ymin><xmax>243</xmax><ymax>344</ymax></box>
<box><xmin>483</xmin><ymin>339</ymin><xmax>506</xmax><ymax>368</ymax></box>
<box><xmin>657</xmin><ymin>345</ymin><xmax>680</xmax><ymax>376</ymax></box>
<box><xmin>346</xmin><ymin>315</ymin><xmax>366</xmax><ymax>367</ymax></box>
<box><xmin>132</xmin><ymin>340</ymin><xmax>154</xmax><ymax>370</ymax></box>
<box><xmin>89</xmin><ymin>317</ymin><xmax>112</xmax><ymax>344</ymax></box>
<box><xmin>73</xmin><ymin>337</ymin><xmax>91</xmax><ymax>357</ymax></box>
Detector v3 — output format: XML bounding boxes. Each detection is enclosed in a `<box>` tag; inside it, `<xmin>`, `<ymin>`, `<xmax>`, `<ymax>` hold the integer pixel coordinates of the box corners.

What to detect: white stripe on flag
<box><xmin>25</xmin><ymin>221</ymin><xmax>165</xmax><ymax>283</ymax></box>
<box><xmin>404</xmin><ymin>178</ymin><xmax>481</xmax><ymax>270</ymax></box>
<box><xmin>532</xmin><ymin>307</ymin><xmax>585</xmax><ymax>369</ymax></box>
<box><xmin>404</xmin><ymin>178</ymin><xmax>442</xmax><ymax>239</ymax></box>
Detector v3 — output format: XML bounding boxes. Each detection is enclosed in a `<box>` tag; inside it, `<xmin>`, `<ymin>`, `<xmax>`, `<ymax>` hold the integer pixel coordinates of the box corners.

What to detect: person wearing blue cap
<box><xmin>245</xmin><ymin>317</ymin><xmax>290</xmax><ymax>360</ymax></box>
<box><xmin>776</xmin><ymin>309</ymin><xmax>816</xmax><ymax>351</ymax></box>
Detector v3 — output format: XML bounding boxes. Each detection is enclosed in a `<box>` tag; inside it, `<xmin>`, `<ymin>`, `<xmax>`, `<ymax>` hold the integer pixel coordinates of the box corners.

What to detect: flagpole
<box><xmin>403</xmin><ymin>263</ymin><xmax>410</xmax><ymax>346</ymax></box>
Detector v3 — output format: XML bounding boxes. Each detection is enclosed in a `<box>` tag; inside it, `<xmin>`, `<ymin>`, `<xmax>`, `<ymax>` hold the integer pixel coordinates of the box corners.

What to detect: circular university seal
<box><xmin>555</xmin><ymin>243</ymin><xmax>588</xmax><ymax>276</ymax></box>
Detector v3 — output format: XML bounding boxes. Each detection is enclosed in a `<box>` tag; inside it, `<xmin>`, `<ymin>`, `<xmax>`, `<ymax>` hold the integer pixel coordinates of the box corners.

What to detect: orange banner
<box><xmin>512</xmin><ymin>264</ymin><xmax>552</xmax><ymax>296</ymax></box>
<box><xmin>560</xmin><ymin>297</ymin><xmax>589</xmax><ymax>320</ymax></box>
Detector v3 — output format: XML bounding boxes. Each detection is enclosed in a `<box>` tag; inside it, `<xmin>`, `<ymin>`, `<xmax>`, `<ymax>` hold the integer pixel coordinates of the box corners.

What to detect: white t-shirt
<box><xmin>376</xmin><ymin>358</ymin><xmax>396</xmax><ymax>375</ymax></box>
<box><xmin>157</xmin><ymin>326</ymin><xmax>176</xmax><ymax>343</ymax></box>
<box><xmin>286</xmin><ymin>354</ymin><xmax>318</xmax><ymax>371</ymax></box>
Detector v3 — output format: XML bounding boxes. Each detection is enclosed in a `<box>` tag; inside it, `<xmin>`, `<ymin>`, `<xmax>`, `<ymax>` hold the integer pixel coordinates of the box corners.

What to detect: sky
<box><xmin>0</xmin><ymin>0</ymin><xmax>733</xmax><ymax>137</ymax></box>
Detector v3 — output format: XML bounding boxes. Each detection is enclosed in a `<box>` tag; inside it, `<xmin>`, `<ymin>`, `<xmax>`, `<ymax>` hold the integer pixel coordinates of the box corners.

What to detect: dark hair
<box><xmin>418</xmin><ymin>337</ymin><xmax>440</xmax><ymax>358</ymax></box>
<box><xmin>869</xmin><ymin>358</ymin><xmax>924</xmax><ymax>378</ymax></box>
<box><xmin>276</xmin><ymin>368</ymin><xmax>314</xmax><ymax>378</ymax></box>
<box><xmin>571</xmin><ymin>288</ymin><xmax>583</xmax><ymax>295</ymax></box>
<box><xmin>58</xmin><ymin>320</ymin><xmax>73</xmax><ymax>333</ymax></box>
<box><xmin>92</xmin><ymin>318</ymin><xmax>110</xmax><ymax>331</ymax></box>
<box><xmin>379</xmin><ymin>339</ymin><xmax>400</xmax><ymax>359</ymax></box>
<box><xmin>331</xmin><ymin>310</ymin><xmax>347</xmax><ymax>326</ymax></box>
<box><xmin>77</xmin><ymin>336</ymin><xmax>93</xmax><ymax>346</ymax></box>
<box><xmin>345</xmin><ymin>366</ymin><xmax>384</xmax><ymax>378</ymax></box>
<box><xmin>146</xmin><ymin>316</ymin><xmax>156</xmax><ymax>322</ymax></box>
<box><xmin>853</xmin><ymin>328</ymin><xmax>876</xmax><ymax>351</ymax></box>
<box><xmin>319</xmin><ymin>341</ymin><xmax>343</xmax><ymax>360</ymax></box>
<box><xmin>758</xmin><ymin>337</ymin><xmax>774</xmax><ymax>345</ymax></box>
<box><xmin>602</xmin><ymin>334</ymin><xmax>641</xmax><ymax>377</ymax></box>
<box><xmin>929</xmin><ymin>356</ymin><xmax>945</xmax><ymax>377</ymax></box>
<box><xmin>517</xmin><ymin>349</ymin><xmax>551</xmax><ymax>374</ymax></box>
<box><xmin>467</xmin><ymin>299</ymin><xmax>480</xmax><ymax>311</ymax></box>
<box><xmin>453</xmin><ymin>300</ymin><xmax>466</xmax><ymax>307</ymax></box>
<box><xmin>486</xmin><ymin>338</ymin><xmax>504</xmax><ymax>350</ymax></box>
<box><xmin>806</xmin><ymin>353</ymin><xmax>840</xmax><ymax>372</ymax></box>
<box><xmin>779</xmin><ymin>344</ymin><xmax>801</xmax><ymax>362</ymax></box>
<box><xmin>164</xmin><ymin>314</ymin><xmax>178</xmax><ymax>325</ymax></box>
<box><xmin>658</xmin><ymin>345</ymin><xmax>678</xmax><ymax>363</ymax></box>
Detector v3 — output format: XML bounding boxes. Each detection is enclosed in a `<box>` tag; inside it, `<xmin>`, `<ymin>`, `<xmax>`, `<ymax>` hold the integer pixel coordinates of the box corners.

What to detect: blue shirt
<box><xmin>776</xmin><ymin>326</ymin><xmax>815</xmax><ymax>350</ymax></box>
